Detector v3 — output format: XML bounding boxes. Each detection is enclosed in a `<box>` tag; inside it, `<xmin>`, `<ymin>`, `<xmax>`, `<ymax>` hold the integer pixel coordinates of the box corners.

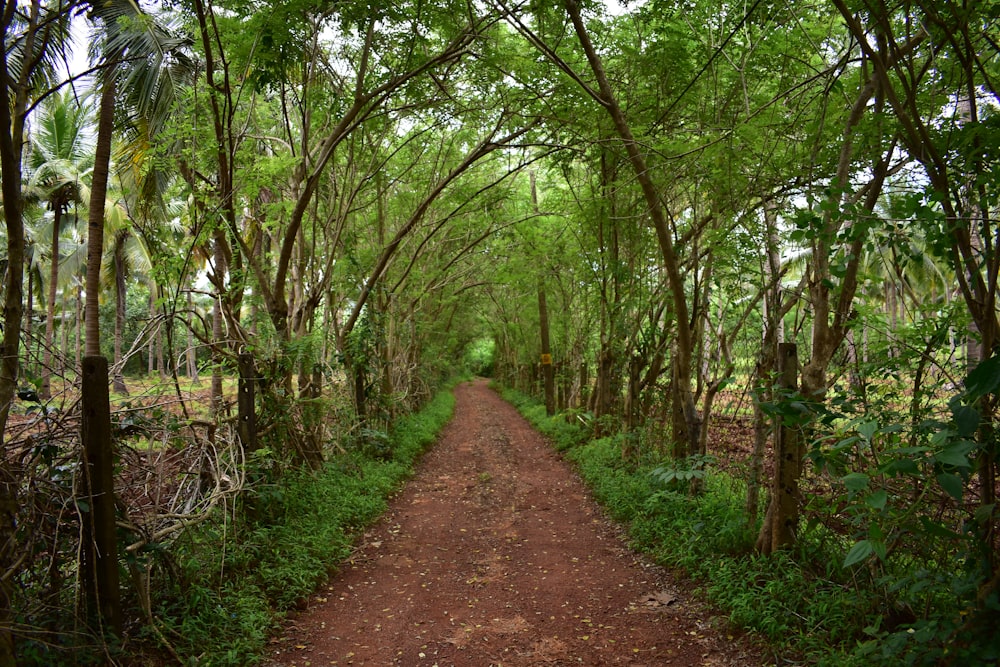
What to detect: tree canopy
<box><xmin>1</xmin><ymin>0</ymin><xmax>999</xmax><ymax>664</ymax></box>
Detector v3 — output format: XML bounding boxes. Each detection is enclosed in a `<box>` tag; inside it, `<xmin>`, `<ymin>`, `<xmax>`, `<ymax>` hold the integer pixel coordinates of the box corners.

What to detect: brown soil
<box><xmin>265</xmin><ymin>380</ymin><xmax>766</xmax><ymax>666</ymax></box>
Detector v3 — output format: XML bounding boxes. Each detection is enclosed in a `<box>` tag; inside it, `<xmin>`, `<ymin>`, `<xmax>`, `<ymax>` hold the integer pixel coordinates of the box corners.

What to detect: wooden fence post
<box><xmin>238</xmin><ymin>353</ymin><xmax>258</xmax><ymax>455</ymax></box>
<box><xmin>80</xmin><ymin>355</ymin><xmax>122</xmax><ymax>638</ymax></box>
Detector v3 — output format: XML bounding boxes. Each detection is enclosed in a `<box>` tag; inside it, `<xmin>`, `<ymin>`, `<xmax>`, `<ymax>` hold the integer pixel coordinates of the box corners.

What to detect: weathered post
<box><xmin>80</xmin><ymin>355</ymin><xmax>122</xmax><ymax>638</ymax></box>
<box><xmin>237</xmin><ymin>353</ymin><xmax>258</xmax><ymax>455</ymax></box>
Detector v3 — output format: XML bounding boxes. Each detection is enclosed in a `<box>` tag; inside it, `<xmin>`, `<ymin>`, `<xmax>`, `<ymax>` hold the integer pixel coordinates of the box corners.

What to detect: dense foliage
<box><xmin>0</xmin><ymin>0</ymin><xmax>998</xmax><ymax>664</ymax></box>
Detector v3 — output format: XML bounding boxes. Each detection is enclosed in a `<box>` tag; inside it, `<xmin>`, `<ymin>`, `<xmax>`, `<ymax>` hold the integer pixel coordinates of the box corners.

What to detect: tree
<box><xmin>77</xmin><ymin>0</ymin><xmax>189</xmax><ymax>639</ymax></box>
<box><xmin>832</xmin><ymin>0</ymin><xmax>1000</xmax><ymax>600</ymax></box>
<box><xmin>0</xmin><ymin>2</ymin><xmax>74</xmax><ymax>662</ymax></box>
<box><xmin>27</xmin><ymin>89</ymin><xmax>92</xmax><ymax>399</ymax></box>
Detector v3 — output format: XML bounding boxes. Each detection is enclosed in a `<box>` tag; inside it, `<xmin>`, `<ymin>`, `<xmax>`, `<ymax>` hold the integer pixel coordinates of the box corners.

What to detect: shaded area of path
<box><xmin>266</xmin><ymin>380</ymin><xmax>764</xmax><ymax>666</ymax></box>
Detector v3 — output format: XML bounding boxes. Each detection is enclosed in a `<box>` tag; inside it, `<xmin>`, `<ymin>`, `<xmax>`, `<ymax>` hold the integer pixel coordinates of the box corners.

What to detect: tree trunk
<box><xmin>237</xmin><ymin>353</ymin><xmax>258</xmax><ymax>456</ymax></box>
<box><xmin>210</xmin><ymin>232</ymin><xmax>228</xmax><ymax>413</ymax></box>
<box><xmin>85</xmin><ymin>65</ymin><xmax>116</xmax><ymax>357</ymax></box>
<box><xmin>747</xmin><ymin>201</ymin><xmax>782</xmax><ymax>526</ymax></box>
<box><xmin>75</xmin><ymin>284</ymin><xmax>82</xmax><ymax>371</ymax></box>
<box><xmin>0</xmin><ymin>7</ymin><xmax>29</xmax><ymax>658</ymax></box>
<box><xmin>112</xmin><ymin>240</ymin><xmax>129</xmax><ymax>395</ymax></box>
<box><xmin>756</xmin><ymin>343</ymin><xmax>801</xmax><ymax>554</ymax></box>
<box><xmin>538</xmin><ymin>282</ymin><xmax>555</xmax><ymax>416</ymax></box>
<box><xmin>187</xmin><ymin>291</ymin><xmax>200</xmax><ymax>385</ymax></box>
<box><xmin>211</xmin><ymin>292</ymin><xmax>224</xmax><ymax>414</ymax></box>
<box><xmin>624</xmin><ymin>354</ymin><xmax>642</xmax><ymax>459</ymax></box>
<box><xmin>566</xmin><ymin>0</ymin><xmax>700</xmax><ymax>456</ymax></box>
<box><xmin>591</xmin><ymin>346</ymin><xmax>615</xmax><ymax>435</ymax></box>
<box><xmin>60</xmin><ymin>286</ymin><xmax>70</xmax><ymax>377</ymax></box>
<box><xmin>25</xmin><ymin>262</ymin><xmax>34</xmax><ymax>378</ymax></box>
<box><xmin>156</xmin><ymin>311</ymin><xmax>166</xmax><ymax>381</ymax></box>
<box><xmin>148</xmin><ymin>288</ymin><xmax>156</xmax><ymax>376</ymax></box>
<box><xmin>80</xmin><ymin>45</ymin><xmax>123</xmax><ymax>644</ymax></box>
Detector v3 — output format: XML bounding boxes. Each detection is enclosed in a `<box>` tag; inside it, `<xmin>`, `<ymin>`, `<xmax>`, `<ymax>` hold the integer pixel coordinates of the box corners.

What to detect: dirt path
<box><xmin>266</xmin><ymin>380</ymin><xmax>764</xmax><ymax>666</ymax></box>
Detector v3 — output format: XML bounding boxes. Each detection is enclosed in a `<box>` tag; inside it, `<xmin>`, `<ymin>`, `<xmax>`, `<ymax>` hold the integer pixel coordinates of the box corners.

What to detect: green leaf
<box><xmin>918</xmin><ymin>516</ymin><xmax>963</xmax><ymax>540</ymax></box>
<box><xmin>974</xmin><ymin>503</ymin><xmax>995</xmax><ymax>526</ymax></box>
<box><xmin>952</xmin><ymin>404</ymin><xmax>980</xmax><ymax>437</ymax></box>
<box><xmin>844</xmin><ymin>539</ymin><xmax>874</xmax><ymax>567</ymax></box>
<box><xmin>881</xmin><ymin>459</ymin><xmax>920</xmax><ymax>476</ymax></box>
<box><xmin>964</xmin><ymin>355</ymin><xmax>1000</xmax><ymax>401</ymax></box>
<box><xmin>842</xmin><ymin>472</ymin><xmax>870</xmax><ymax>493</ymax></box>
<box><xmin>935</xmin><ymin>441</ymin><xmax>976</xmax><ymax>468</ymax></box>
<box><xmin>930</xmin><ymin>428</ymin><xmax>954</xmax><ymax>447</ymax></box>
<box><xmin>858</xmin><ymin>420</ymin><xmax>878</xmax><ymax>441</ymax></box>
<box><xmin>865</xmin><ymin>489</ymin><xmax>888</xmax><ymax>510</ymax></box>
<box><xmin>832</xmin><ymin>435</ymin><xmax>860</xmax><ymax>451</ymax></box>
<box><xmin>936</xmin><ymin>472</ymin><xmax>964</xmax><ymax>501</ymax></box>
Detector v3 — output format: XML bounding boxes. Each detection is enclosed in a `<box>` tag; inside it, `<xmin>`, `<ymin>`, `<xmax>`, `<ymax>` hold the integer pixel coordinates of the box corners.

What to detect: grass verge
<box><xmin>151</xmin><ymin>386</ymin><xmax>457</xmax><ymax>666</ymax></box>
<box><xmin>496</xmin><ymin>386</ymin><xmax>932</xmax><ymax>666</ymax></box>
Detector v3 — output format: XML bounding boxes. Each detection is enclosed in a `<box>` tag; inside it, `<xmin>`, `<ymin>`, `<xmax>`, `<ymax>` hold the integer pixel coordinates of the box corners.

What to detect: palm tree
<box><xmin>84</xmin><ymin>0</ymin><xmax>191</xmax><ymax>355</ymax></box>
<box><xmin>77</xmin><ymin>0</ymin><xmax>190</xmax><ymax>639</ymax></box>
<box><xmin>100</xmin><ymin>200</ymin><xmax>154</xmax><ymax>395</ymax></box>
<box><xmin>27</xmin><ymin>89</ymin><xmax>93</xmax><ymax>399</ymax></box>
<box><xmin>0</xmin><ymin>4</ymin><xmax>74</xmax><ymax>663</ymax></box>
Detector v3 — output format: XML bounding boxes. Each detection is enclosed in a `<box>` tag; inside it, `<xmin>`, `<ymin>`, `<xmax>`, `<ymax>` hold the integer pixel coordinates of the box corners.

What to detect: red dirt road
<box><xmin>266</xmin><ymin>380</ymin><xmax>764</xmax><ymax>666</ymax></box>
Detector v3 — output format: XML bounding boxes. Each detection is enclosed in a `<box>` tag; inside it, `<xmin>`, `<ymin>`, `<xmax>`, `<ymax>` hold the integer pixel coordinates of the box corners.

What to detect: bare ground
<box><xmin>265</xmin><ymin>379</ymin><xmax>767</xmax><ymax>666</ymax></box>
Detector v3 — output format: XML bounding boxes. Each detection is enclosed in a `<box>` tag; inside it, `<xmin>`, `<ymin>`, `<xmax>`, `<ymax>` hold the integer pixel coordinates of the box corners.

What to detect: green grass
<box><xmin>497</xmin><ymin>388</ymin><xmax>1000</xmax><ymax>666</ymax></box>
<box><xmin>149</xmin><ymin>386</ymin><xmax>457</xmax><ymax>666</ymax></box>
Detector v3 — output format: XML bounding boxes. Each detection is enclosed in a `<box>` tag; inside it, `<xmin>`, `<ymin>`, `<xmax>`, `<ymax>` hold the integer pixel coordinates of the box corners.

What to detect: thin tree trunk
<box><xmin>210</xmin><ymin>231</ymin><xmax>228</xmax><ymax>413</ymax></box>
<box><xmin>25</xmin><ymin>266</ymin><xmax>34</xmax><ymax>378</ymax></box>
<box><xmin>565</xmin><ymin>0</ymin><xmax>700</xmax><ymax>456</ymax></box>
<box><xmin>538</xmin><ymin>284</ymin><xmax>555</xmax><ymax>416</ymax></box>
<box><xmin>529</xmin><ymin>171</ymin><xmax>556</xmax><ymax>416</ymax></box>
<box><xmin>85</xmin><ymin>69</ymin><xmax>115</xmax><ymax>356</ymax></box>
<box><xmin>81</xmin><ymin>58</ymin><xmax>122</xmax><ymax>638</ymax></box>
<box><xmin>112</xmin><ymin>240</ymin><xmax>129</xmax><ymax>395</ymax></box>
<box><xmin>187</xmin><ymin>291</ymin><xmax>200</xmax><ymax>385</ymax></box>
<box><xmin>60</xmin><ymin>286</ymin><xmax>70</xmax><ymax>377</ymax></box>
<box><xmin>148</xmin><ymin>288</ymin><xmax>156</xmax><ymax>376</ymax></box>
<box><xmin>756</xmin><ymin>343</ymin><xmax>800</xmax><ymax>554</ymax></box>
<box><xmin>156</xmin><ymin>309</ymin><xmax>166</xmax><ymax>381</ymax></box>
<box><xmin>76</xmin><ymin>284</ymin><xmax>82</xmax><ymax>371</ymax></box>
<box><xmin>211</xmin><ymin>292</ymin><xmax>224</xmax><ymax>414</ymax></box>
<box><xmin>747</xmin><ymin>201</ymin><xmax>782</xmax><ymax>526</ymax></box>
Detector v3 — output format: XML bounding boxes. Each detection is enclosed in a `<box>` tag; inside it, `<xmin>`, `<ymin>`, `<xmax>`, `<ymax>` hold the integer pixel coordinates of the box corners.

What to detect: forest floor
<box><xmin>264</xmin><ymin>379</ymin><xmax>768</xmax><ymax>667</ymax></box>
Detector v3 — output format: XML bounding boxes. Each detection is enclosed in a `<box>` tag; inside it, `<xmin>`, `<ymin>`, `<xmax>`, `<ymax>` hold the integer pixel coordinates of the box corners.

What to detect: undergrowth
<box><xmin>498</xmin><ymin>386</ymin><xmax>1000</xmax><ymax>666</ymax></box>
<box><xmin>150</xmin><ymin>387</ymin><xmax>457</xmax><ymax>666</ymax></box>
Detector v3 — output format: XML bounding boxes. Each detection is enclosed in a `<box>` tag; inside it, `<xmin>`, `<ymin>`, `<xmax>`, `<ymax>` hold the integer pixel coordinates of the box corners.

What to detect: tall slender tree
<box><xmin>27</xmin><ymin>89</ymin><xmax>92</xmax><ymax>399</ymax></box>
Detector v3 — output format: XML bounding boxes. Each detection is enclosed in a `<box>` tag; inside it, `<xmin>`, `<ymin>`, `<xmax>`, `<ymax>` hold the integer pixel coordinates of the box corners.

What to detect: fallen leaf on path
<box><xmin>641</xmin><ymin>591</ymin><xmax>677</xmax><ymax>607</ymax></box>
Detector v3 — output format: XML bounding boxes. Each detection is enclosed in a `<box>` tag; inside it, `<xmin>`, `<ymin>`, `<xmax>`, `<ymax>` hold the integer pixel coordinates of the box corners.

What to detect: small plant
<box><xmin>356</xmin><ymin>427</ymin><xmax>392</xmax><ymax>460</ymax></box>
<box><xmin>650</xmin><ymin>453</ymin><xmax>717</xmax><ymax>492</ymax></box>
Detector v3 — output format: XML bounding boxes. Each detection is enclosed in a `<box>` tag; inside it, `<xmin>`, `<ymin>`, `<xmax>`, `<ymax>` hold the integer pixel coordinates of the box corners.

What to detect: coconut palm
<box><xmin>83</xmin><ymin>0</ymin><xmax>192</xmax><ymax>355</ymax></box>
<box><xmin>0</xmin><ymin>6</ymin><xmax>75</xmax><ymax>661</ymax></box>
<box><xmin>75</xmin><ymin>2</ymin><xmax>192</xmax><ymax>637</ymax></box>
<box><xmin>26</xmin><ymin>89</ymin><xmax>93</xmax><ymax>399</ymax></box>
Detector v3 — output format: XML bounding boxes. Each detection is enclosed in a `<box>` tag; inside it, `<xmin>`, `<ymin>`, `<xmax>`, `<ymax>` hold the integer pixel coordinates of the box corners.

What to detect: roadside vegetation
<box><xmin>502</xmin><ymin>384</ymin><xmax>999</xmax><ymax>666</ymax></box>
<box><xmin>124</xmin><ymin>385</ymin><xmax>456</xmax><ymax>666</ymax></box>
<box><xmin>2</xmin><ymin>1</ymin><xmax>998</xmax><ymax>664</ymax></box>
